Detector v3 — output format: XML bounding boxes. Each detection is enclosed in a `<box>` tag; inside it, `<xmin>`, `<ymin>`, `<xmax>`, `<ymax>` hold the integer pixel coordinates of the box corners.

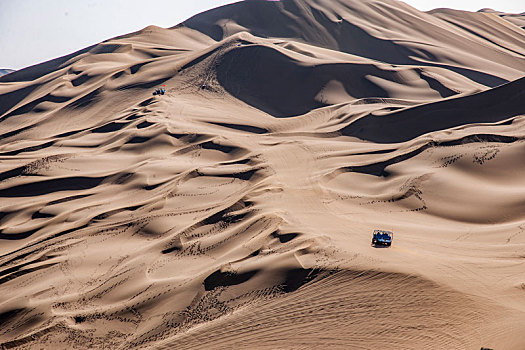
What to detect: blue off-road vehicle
<box><xmin>371</xmin><ymin>230</ymin><xmax>393</xmax><ymax>247</ymax></box>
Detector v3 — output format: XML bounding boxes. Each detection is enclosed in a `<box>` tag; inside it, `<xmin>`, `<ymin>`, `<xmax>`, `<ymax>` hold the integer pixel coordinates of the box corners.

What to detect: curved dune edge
<box><xmin>1</xmin><ymin>0</ymin><xmax>525</xmax><ymax>349</ymax></box>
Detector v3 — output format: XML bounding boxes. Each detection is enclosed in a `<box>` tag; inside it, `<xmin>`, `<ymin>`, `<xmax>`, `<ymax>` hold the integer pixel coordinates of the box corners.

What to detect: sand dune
<box><xmin>1</xmin><ymin>0</ymin><xmax>525</xmax><ymax>349</ymax></box>
<box><xmin>479</xmin><ymin>8</ymin><xmax>525</xmax><ymax>30</ymax></box>
<box><xmin>0</xmin><ymin>70</ymin><xmax>14</xmax><ymax>78</ymax></box>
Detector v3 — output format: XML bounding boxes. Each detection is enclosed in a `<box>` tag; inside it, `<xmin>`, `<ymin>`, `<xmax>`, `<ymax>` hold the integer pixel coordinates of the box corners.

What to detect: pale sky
<box><xmin>0</xmin><ymin>0</ymin><xmax>523</xmax><ymax>70</ymax></box>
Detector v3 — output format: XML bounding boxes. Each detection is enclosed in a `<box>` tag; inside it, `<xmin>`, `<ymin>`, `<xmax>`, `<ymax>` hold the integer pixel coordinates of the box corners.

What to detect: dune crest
<box><xmin>1</xmin><ymin>0</ymin><xmax>525</xmax><ymax>349</ymax></box>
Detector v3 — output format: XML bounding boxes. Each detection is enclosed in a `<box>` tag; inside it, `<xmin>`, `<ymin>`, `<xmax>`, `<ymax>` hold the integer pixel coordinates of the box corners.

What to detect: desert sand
<box><xmin>0</xmin><ymin>70</ymin><xmax>14</xmax><ymax>78</ymax></box>
<box><xmin>1</xmin><ymin>0</ymin><xmax>525</xmax><ymax>349</ymax></box>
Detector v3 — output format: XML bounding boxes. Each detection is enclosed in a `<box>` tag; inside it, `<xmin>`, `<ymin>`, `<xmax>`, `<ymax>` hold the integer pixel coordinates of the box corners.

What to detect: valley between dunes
<box><xmin>1</xmin><ymin>0</ymin><xmax>525</xmax><ymax>349</ymax></box>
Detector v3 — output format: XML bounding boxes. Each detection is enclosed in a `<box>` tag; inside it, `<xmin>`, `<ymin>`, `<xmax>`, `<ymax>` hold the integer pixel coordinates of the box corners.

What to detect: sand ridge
<box><xmin>1</xmin><ymin>0</ymin><xmax>525</xmax><ymax>349</ymax></box>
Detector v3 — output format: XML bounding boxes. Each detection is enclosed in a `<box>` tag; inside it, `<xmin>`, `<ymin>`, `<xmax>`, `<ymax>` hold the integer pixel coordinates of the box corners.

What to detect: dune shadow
<box><xmin>342</xmin><ymin>77</ymin><xmax>525</xmax><ymax>143</ymax></box>
<box><xmin>216</xmin><ymin>45</ymin><xmax>393</xmax><ymax>117</ymax></box>
<box><xmin>0</xmin><ymin>176</ymin><xmax>105</xmax><ymax>198</ymax></box>
<box><xmin>91</xmin><ymin>122</ymin><xmax>129</xmax><ymax>133</ymax></box>
<box><xmin>204</xmin><ymin>269</ymin><xmax>259</xmax><ymax>291</ymax></box>
<box><xmin>209</xmin><ymin>122</ymin><xmax>268</xmax><ymax>134</ymax></box>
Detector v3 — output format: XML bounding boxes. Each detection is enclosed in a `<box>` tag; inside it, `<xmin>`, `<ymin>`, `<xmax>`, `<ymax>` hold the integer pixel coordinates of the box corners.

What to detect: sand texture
<box><xmin>1</xmin><ymin>0</ymin><xmax>525</xmax><ymax>349</ymax></box>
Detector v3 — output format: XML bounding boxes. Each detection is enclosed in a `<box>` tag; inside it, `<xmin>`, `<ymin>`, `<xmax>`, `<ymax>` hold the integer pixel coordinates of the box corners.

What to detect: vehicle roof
<box><xmin>373</xmin><ymin>230</ymin><xmax>393</xmax><ymax>235</ymax></box>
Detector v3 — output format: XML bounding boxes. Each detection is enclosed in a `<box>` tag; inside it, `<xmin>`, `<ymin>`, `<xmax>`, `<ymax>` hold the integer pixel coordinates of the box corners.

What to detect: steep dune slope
<box><xmin>0</xmin><ymin>70</ymin><xmax>14</xmax><ymax>77</ymax></box>
<box><xmin>479</xmin><ymin>8</ymin><xmax>525</xmax><ymax>30</ymax></box>
<box><xmin>183</xmin><ymin>0</ymin><xmax>525</xmax><ymax>85</ymax></box>
<box><xmin>1</xmin><ymin>0</ymin><xmax>525</xmax><ymax>349</ymax></box>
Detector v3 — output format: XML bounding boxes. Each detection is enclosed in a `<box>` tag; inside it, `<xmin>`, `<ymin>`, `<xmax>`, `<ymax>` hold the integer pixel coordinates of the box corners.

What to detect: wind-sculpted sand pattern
<box><xmin>1</xmin><ymin>0</ymin><xmax>525</xmax><ymax>349</ymax></box>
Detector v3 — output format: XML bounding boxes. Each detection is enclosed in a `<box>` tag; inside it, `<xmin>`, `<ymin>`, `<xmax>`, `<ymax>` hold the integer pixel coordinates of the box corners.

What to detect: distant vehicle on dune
<box><xmin>153</xmin><ymin>87</ymin><xmax>166</xmax><ymax>95</ymax></box>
